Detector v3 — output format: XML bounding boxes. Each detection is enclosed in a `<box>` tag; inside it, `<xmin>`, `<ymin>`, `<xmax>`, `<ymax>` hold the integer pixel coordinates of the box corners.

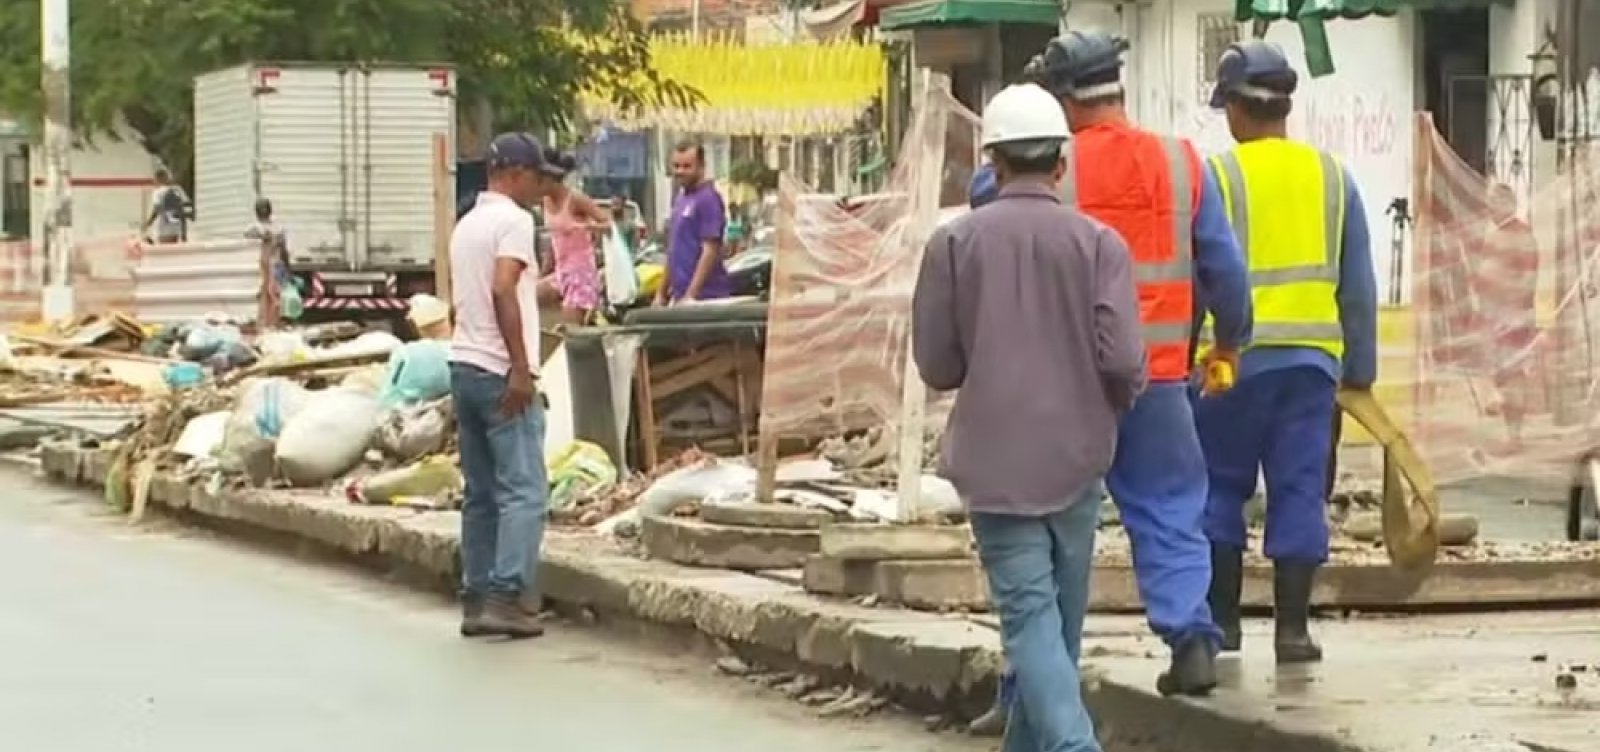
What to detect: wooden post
<box><xmin>754</xmin><ymin>177</ymin><xmax>797</xmax><ymax>504</ymax></box>
<box><xmin>891</xmin><ymin>70</ymin><xmax>950</xmax><ymax>524</ymax></box>
<box><xmin>431</xmin><ymin>132</ymin><xmax>453</xmax><ymax>303</ymax></box>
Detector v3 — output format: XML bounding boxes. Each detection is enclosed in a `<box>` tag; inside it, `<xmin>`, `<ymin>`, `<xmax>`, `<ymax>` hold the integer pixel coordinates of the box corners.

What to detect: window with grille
<box><xmin>1197</xmin><ymin>13</ymin><xmax>1242</xmax><ymax>105</ymax></box>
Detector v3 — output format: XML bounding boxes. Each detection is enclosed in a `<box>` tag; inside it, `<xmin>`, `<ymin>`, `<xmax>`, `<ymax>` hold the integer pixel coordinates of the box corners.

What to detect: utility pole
<box><xmin>40</xmin><ymin>0</ymin><xmax>74</xmax><ymax>322</ymax></box>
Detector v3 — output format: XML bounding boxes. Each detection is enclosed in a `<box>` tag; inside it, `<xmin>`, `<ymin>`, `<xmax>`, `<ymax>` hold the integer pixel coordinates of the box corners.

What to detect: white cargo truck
<box><xmin>192</xmin><ymin>62</ymin><xmax>455</xmax><ymax>318</ymax></box>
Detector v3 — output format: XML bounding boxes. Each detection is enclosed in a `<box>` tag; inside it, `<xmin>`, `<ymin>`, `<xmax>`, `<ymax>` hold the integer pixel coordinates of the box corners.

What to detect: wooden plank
<box><xmin>649</xmin><ymin>347</ymin><xmax>722</xmax><ymax>382</ymax></box>
<box><xmin>634</xmin><ymin>347</ymin><xmax>660</xmax><ymax>469</ymax></box>
<box><xmin>652</xmin><ymin>350</ymin><xmax>736</xmax><ymax>400</ymax></box>
<box><xmin>754</xmin><ymin>181</ymin><xmax>797</xmax><ymax>503</ymax></box>
<box><xmin>431</xmin><ymin>132</ymin><xmax>454</xmax><ymax>304</ymax></box>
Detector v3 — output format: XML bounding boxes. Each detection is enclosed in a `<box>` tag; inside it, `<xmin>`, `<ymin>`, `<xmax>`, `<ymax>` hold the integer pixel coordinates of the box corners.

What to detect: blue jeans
<box><xmin>972</xmin><ymin>485</ymin><xmax>1104</xmax><ymax>752</ymax></box>
<box><xmin>452</xmin><ymin>362</ymin><xmax>548</xmax><ymax>598</ymax></box>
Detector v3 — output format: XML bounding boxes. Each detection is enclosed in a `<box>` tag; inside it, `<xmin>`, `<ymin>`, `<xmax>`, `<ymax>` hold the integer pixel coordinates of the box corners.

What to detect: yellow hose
<box><xmin>1336</xmin><ymin>388</ymin><xmax>1441</xmax><ymax>571</ymax></box>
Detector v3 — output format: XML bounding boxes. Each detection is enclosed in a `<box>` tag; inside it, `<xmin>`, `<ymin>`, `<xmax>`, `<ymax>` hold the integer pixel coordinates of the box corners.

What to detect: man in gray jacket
<box><xmin>912</xmin><ymin>83</ymin><xmax>1146</xmax><ymax>752</ymax></box>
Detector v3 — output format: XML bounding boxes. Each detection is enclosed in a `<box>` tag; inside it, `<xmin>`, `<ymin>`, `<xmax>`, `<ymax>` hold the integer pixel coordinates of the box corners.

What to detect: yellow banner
<box><xmin>581</xmin><ymin>33</ymin><xmax>886</xmax><ymax>137</ymax></box>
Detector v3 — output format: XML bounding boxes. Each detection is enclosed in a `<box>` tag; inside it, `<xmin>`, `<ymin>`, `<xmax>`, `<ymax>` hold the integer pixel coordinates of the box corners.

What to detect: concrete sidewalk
<box><xmin>35</xmin><ymin>441</ymin><xmax>1600</xmax><ymax>752</ymax></box>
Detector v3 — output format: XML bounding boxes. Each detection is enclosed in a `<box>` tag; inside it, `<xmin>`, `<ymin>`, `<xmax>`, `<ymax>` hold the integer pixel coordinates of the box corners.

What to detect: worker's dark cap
<box><xmin>1026</xmin><ymin>31</ymin><xmax>1130</xmax><ymax>100</ymax></box>
<box><xmin>1209</xmin><ymin>40</ymin><xmax>1297</xmax><ymax>109</ymax></box>
<box><xmin>487</xmin><ymin>132</ymin><xmax>549</xmax><ymax>171</ymax></box>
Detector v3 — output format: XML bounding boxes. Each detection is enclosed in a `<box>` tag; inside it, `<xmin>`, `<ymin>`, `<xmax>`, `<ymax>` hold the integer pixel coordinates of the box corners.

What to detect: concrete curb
<box><xmin>36</xmin><ymin>442</ymin><xmax>1361</xmax><ymax>752</ymax></box>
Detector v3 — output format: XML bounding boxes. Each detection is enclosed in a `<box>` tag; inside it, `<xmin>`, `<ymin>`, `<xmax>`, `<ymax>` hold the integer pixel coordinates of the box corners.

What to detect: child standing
<box><xmin>539</xmin><ymin>150</ymin><xmax>609</xmax><ymax>325</ymax></box>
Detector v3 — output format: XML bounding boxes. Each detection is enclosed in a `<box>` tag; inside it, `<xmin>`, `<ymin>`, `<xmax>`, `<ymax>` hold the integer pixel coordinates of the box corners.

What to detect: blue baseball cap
<box><xmin>487</xmin><ymin>131</ymin><xmax>548</xmax><ymax>171</ymax></box>
<box><xmin>1208</xmin><ymin>40</ymin><xmax>1297</xmax><ymax>109</ymax></box>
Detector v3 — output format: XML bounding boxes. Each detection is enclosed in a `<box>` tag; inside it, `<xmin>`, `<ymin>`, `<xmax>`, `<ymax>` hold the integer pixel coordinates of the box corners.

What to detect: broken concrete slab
<box><xmin>699</xmin><ymin>500</ymin><xmax>834</xmax><ymax>530</ymax></box>
<box><xmin>641</xmin><ymin>514</ymin><xmax>819</xmax><ymax>570</ymax></box>
<box><xmin>874</xmin><ymin>559</ymin><xmax>989</xmax><ymax>612</ymax></box>
<box><xmin>802</xmin><ymin>555</ymin><xmax>876</xmax><ymax>597</ymax></box>
<box><xmin>819</xmin><ymin>522</ymin><xmax>971</xmax><ymax>561</ymax></box>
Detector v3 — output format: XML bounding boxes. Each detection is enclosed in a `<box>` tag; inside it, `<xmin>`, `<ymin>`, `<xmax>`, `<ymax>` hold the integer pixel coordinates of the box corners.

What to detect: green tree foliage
<box><xmin>0</xmin><ymin>0</ymin><xmax>699</xmax><ymax>185</ymax></box>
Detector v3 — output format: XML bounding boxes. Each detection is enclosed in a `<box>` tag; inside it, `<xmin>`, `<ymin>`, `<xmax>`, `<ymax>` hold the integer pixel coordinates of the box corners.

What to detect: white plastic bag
<box><xmin>634</xmin><ymin>459</ymin><xmax>756</xmax><ymax>518</ymax></box>
<box><xmin>603</xmin><ymin>222</ymin><xmax>639</xmax><ymax>307</ymax></box>
<box><xmin>374</xmin><ymin>398</ymin><xmax>452</xmax><ymax>463</ymax></box>
<box><xmin>258</xmin><ymin>332</ymin><xmax>308</xmax><ymax>366</ymax></box>
<box><xmin>275</xmin><ymin>389</ymin><xmax>382</xmax><ymax>486</ymax></box>
<box><xmin>218</xmin><ymin>378</ymin><xmax>311</xmax><ymax>484</ymax></box>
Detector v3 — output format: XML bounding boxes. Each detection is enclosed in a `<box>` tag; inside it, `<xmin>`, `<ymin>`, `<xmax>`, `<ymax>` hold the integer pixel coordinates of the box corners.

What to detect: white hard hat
<box><xmin>406</xmin><ymin>293</ymin><xmax>450</xmax><ymax>329</ymax></box>
<box><xmin>981</xmin><ymin>83</ymin><xmax>1070</xmax><ymax>148</ymax></box>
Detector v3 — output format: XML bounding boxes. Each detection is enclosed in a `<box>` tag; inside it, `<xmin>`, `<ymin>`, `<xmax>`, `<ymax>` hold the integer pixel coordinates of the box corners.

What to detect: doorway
<box><xmin>1420</xmin><ymin>8</ymin><xmax>1492</xmax><ymax>175</ymax></box>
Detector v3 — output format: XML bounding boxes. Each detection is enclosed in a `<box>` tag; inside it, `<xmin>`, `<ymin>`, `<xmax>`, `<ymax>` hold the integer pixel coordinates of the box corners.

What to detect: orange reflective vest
<box><xmin>1061</xmin><ymin>122</ymin><xmax>1201</xmax><ymax>382</ymax></box>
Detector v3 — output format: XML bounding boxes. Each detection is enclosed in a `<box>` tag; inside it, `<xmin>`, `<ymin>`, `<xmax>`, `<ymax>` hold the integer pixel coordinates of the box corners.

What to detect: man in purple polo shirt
<box><xmin>656</xmin><ymin>140</ymin><xmax>732</xmax><ymax>304</ymax></box>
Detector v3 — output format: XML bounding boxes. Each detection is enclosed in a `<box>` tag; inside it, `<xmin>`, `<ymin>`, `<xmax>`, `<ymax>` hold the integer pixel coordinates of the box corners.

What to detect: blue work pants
<box><xmin>1105</xmin><ymin>382</ymin><xmax>1222</xmax><ymax>648</ymax></box>
<box><xmin>1195</xmin><ymin>365</ymin><xmax>1335</xmax><ymax>563</ymax></box>
<box><xmin>452</xmin><ymin>362</ymin><xmax>550</xmax><ymax>598</ymax></box>
<box><xmin>971</xmin><ymin>486</ymin><xmax>1103</xmax><ymax>752</ymax></box>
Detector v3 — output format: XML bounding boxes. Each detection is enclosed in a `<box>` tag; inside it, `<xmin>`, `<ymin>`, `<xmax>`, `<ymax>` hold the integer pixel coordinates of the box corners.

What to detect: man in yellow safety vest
<box><xmin>1195</xmin><ymin>40</ymin><xmax>1378</xmax><ymax>664</ymax></box>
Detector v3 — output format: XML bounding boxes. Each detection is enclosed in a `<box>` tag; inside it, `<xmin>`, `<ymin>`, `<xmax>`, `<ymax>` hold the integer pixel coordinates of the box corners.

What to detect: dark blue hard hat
<box><xmin>1209</xmin><ymin>40</ymin><xmax>1298</xmax><ymax>109</ymax></box>
<box><xmin>1024</xmin><ymin>30</ymin><xmax>1130</xmax><ymax>100</ymax></box>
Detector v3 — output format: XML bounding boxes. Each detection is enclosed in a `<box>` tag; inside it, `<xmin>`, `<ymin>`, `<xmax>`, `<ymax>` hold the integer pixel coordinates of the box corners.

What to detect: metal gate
<box><xmin>1447</xmin><ymin>74</ymin><xmax>1536</xmax><ymax>207</ymax></box>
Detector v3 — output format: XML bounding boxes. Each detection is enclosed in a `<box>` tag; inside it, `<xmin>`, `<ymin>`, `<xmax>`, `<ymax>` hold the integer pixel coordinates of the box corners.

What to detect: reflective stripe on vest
<box><xmin>1200</xmin><ymin>144</ymin><xmax>1345</xmax><ymax>357</ymax></box>
<box><xmin>1062</xmin><ymin>134</ymin><xmax>1197</xmax><ymax>379</ymax></box>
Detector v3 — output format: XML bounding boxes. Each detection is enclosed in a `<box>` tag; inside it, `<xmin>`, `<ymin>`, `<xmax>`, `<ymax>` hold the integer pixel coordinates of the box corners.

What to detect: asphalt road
<box><xmin>0</xmin><ymin>469</ymin><xmax>991</xmax><ymax>752</ymax></box>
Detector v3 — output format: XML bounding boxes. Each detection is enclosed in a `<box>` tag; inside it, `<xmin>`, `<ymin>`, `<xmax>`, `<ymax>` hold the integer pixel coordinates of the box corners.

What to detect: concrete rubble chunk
<box><xmin>699</xmin><ymin>500</ymin><xmax>834</xmax><ymax>530</ymax></box>
<box><xmin>641</xmin><ymin>514</ymin><xmax>820</xmax><ymax>570</ymax></box>
<box><xmin>873</xmin><ymin>559</ymin><xmax>990</xmax><ymax>611</ymax></box>
<box><xmin>820</xmin><ymin>522</ymin><xmax>972</xmax><ymax>561</ymax></box>
<box><xmin>802</xmin><ymin>555</ymin><xmax>877</xmax><ymax>597</ymax></box>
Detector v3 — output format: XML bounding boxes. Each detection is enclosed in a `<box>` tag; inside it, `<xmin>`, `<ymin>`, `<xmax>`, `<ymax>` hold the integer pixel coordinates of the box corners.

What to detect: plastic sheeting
<box><xmin>759</xmin><ymin>83</ymin><xmax>978</xmax><ymax>440</ymax></box>
<box><xmin>1402</xmin><ymin>112</ymin><xmax>1600</xmax><ymax>487</ymax></box>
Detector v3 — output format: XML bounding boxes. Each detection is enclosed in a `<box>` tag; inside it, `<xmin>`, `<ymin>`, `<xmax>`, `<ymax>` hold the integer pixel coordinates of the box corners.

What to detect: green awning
<box><xmin>1234</xmin><ymin>0</ymin><xmax>1511</xmax><ymax>77</ymax></box>
<box><xmin>879</xmin><ymin>0</ymin><xmax>1059</xmax><ymax>31</ymax></box>
<box><xmin>1235</xmin><ymin>0</ymin><xmax>1508</xmax><ymax>21</ymax></box>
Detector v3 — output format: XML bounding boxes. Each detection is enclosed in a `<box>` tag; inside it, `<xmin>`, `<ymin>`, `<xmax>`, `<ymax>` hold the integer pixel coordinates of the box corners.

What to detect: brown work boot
<box><xmin>474</xmin><ymin>594</ymin><xmax>545</xmax><ymax>639</ymax></box>
<box><xmin>459</xmin><ymin>595</ymin><xmax>490</xmax><ymax>637</ymax></box>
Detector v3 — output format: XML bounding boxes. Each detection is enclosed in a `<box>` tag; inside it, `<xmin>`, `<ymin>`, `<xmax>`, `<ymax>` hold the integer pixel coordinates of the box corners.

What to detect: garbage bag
<box><xmin>180</xmin><ymin>323</ymin><xmax>242</xmax><ymax>361</ymax></box>
<box><xmin>258</xmin><ymin>332</ymin><xmax>308</xmax><ymax>366</ymax></box>
<box><xmin>603</xmin><ymin>223</ymin><xmax>639</xmax><ymax>307</ymax></box>
<box><xmin>219</xmin><ymin>378</ymin><xmax>310</xmax><ymax>485</ymax></box>
<box><xmin>281</xmin><ymin>281</ymin><xmax>304</xmax><ymax>321</ymax></box>
<box><xmin>320</xmin><ymin>331</ymin><xmax>402</xmax><ymax>359</ymax></box>
<box><xmin>380</xmin><ymin>340</ymin><xmax>451</xmax><ymax>407</ymax></box>
<box><xmin>547</xmin><ymin>440</ymin><xmax>618</xmax><ymax>512</ymax></box>
<box><xmin>374</xmin><ymin>399</ymin><xmax>452</xmax><ymax>463</ymax></box>
<box><xmin>635</xmin><ymin>459</ymin><xmax>756</xmax><ymax>518</ymax></box>
<box><xmin>340</xmin><ymin>365</ymin><xmax>389</xmax><ymax>395</ymax></box>
<box><xmin>347</xmin><ymin>456</ymin><xmax>462</xmax><ymax>506</ymax></box>
<box><xmin>274</xmin><ymin>388</ymin><xmax>382</xmax><ymax>486</ymax></box>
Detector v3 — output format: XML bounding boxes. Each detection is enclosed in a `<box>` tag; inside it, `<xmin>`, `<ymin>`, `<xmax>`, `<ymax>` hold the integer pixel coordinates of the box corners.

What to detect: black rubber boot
<box><xmin>1208</xmin><ymin>544</ymin><xmax>1244</xmax><ymax>652</ymax></box>
<box><xmin>1273</xmin><ymin>562</ymin><xmax>1323</xmax><ymax>664</ymax></box>
<box><xmin>1155</xmin><ymin>636</ymin><xmax>1218</xmax><ymax>697</ymax></box>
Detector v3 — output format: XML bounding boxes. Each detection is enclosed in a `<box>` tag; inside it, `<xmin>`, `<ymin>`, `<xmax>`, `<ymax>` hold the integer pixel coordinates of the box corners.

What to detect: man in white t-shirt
<box><xmin>450</xmin><ymin>131</ymin><xmax>563</xmax><ymax>639</ymax></box>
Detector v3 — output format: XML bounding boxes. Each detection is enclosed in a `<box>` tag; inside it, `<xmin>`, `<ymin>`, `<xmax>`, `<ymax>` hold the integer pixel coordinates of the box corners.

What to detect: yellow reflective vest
<box><xmin>1199</xmin><ymin>138</ymin><xmax>1346</xmax><ymax>361</ymax></box>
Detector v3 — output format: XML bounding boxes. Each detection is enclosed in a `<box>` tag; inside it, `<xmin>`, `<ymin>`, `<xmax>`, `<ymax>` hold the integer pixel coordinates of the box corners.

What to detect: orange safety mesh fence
<box><xmin>0</xmin><ymin>236</ymin><xmax>139</xmax><ymax>325</ymax></box>
<box><xmin>760</xmin><ymin>85</ymin><xmax>979</xmax><ymax>439</ymax></box>
<box><xmin>1407</xmin><ymin>111</ymin><xmax>1600</xmax><ymax>486</ymax></box>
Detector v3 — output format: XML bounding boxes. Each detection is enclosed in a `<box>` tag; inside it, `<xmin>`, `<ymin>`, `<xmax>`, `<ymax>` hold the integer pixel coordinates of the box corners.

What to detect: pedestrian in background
<box><xmin>1196</xmin><ymin>41</ymin><xmax>1378</xmax><ymax>664</ymax></box>
<box><xmin>538</xmin><ymin>147</ymin><xmax>608</xmax><ymax>326</ymax></box>
<box><xmin>657</xmin><ymin>141</ymin><xmax>731</xmax><ymax>304</ymax></box>
<box><xmin>244</xmin><ymin>197</ymin><xmax>292</xmax><ymax>326</ymax></box>
<box><xmin>449</xmin><ymin>132</ymin><xmax>562</xmax><ymax>639</ymax></box>
<box><xmin>146</xmin><ymin>169</ymin><xmax>191</xmax><ymax>244</ymax></box>
<box><xmin>914</xmin><ymin>82</ymin><xmax>1146</xmax><ymax>752</ymax></box>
